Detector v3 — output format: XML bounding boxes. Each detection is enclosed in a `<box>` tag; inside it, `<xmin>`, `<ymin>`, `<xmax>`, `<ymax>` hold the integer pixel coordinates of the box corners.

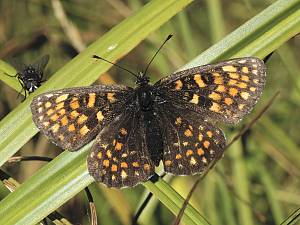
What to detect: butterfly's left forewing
<box><xmin>31</xmin><ymin>85</ymin><xmax>133</xmax><ymax>151</ymax></box>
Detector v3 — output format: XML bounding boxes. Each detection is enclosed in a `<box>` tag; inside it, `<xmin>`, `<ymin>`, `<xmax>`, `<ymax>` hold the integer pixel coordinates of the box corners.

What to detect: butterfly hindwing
<box><xmin>31</xmin><ymin>85</ymin><xmax>133</xmax><ymax>151</ymax></box>
<box><xmin>155</xmin><ymin>57</ymin><xmax>266</xmax><ymax>123</ymax></box>
<box><xmin>87</xmin><ymin>110</ymin><xmax>155</xmax><ymax>188</ymax></box>
<box><xmin>157</xmin><ymin>102</ymin><xmax>226</xmax><ymax>175</ymax></box>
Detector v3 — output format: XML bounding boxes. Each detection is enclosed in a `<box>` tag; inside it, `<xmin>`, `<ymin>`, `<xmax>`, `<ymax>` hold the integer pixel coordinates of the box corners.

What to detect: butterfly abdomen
<box><xmin>142</xmin><ymin>110</ymin><xmax>163</xmax><ymax>166</ymax></box>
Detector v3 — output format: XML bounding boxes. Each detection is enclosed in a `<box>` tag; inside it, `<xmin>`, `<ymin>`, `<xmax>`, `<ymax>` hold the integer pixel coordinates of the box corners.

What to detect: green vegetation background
<box><xmin>0</xmin><ymin>0</ymin><xmax>299</xmax><ymax>225</ymax></box>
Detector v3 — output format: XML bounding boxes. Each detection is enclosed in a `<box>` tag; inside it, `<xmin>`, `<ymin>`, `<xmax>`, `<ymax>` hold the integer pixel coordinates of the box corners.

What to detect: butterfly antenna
<box><xmin>93</xmin><ymin>55</ymin><xmax>139</xmax><ymax>78</ymax></box>
<box><xmin>143</xmin><ymin>34</ymin><xmax>173</xmax><ymax>77</ymax></box>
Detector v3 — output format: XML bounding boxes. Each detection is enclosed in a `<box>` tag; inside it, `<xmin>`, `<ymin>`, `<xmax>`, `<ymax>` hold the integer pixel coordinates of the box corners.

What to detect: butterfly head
<box><xmin>136</xmin><ymin>72</ymin><xmax>150</xmax><ymax>86</ymax></box>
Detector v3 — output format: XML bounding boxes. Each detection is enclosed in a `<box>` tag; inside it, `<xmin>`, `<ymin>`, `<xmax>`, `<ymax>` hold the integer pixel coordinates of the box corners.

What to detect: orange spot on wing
<box><xmin>224</xmin><ymin>97</ymin><xmax>233</xmax><ymax>105</ymax></box>
<box><xmin>107</xmin><ymin>93</ymin><xmax>116</xmax><ymax>103</ymax></box>
<box><xmin>214</xmin><ymin>76</ymin><xmax>223</xmax><ymax>84</ymax></box>
<box><xmin>242</xmin><ymin>67</ymin><xmax>249</xmax><ymax>73</ymax></box>
<box><xmin>46</xmin><ymin>109</ymin><xmax>54</xmax><ymax>116</ymax></box>
<box><xmin>58</xmin><ymin>109</ymin><xmax>66</xmax><ymax>116</ymax></box>
<box><xmin>55</xmin><ymin>94</ymin><xmax>69</xmax><ymax>103</ymax></box>
<box><xmin>97</xmin><ymin>152</ymin><xmax>102</xmax><ymax>159</ymax></box>
<box><xmin>121</xmin><ymin>162</ymin><xmax>128</xmax><ymax>168</ymax></box>
<box><xmin>197</xmin><ymin>148</ymin><xmax>204</xmax><ymax>156</ymax></box>
<box><xmin>209</xmin><ymin>92</ymin><xmax>221</xmax><ymax>101</ymax></box>
<box><xmin>61</xmin><ymin>116</ymin><xmax>68</xmax><ymax>126</ymax></box>
<box><xmin>111</xmin><ymin>164</ymin><xmax>118</xmax><ymax>172</ymax></box>
<box><xmin>97</xmin><ymin>111</ymin><xmax>104</xmax><ymax>121</ymax></box>
<box><xmin>50</xmin><ymin>114</ymin><xmax>59</xmax><ymax>121</ymax></box>
<box><xmin>80</xmin><ymin>125</ymin><xmax>90</xmax><ymax>136</ymax></box>
<box><xmin>70</xmin><ymin>98</ymin><xmax>79</xmax><ymax>109</ymax></box>
<box><xmin>132</xmin><ymin>162</ymin><xmax>140</xmax><ymax>167</ymax></box>
<box><xmin>206</xmin><ymin>131</ymin><xmax>213</xmax><ymax>138</ymax></box>
<box><xmin>210</xmin><ymin>102</ymin><xmax>221</xmax><ymax>112</ymax></box>
<box><xmin>194</xmin><ymin>74</ymin><xmax>206</xmax><ymax>87</ymax></box>
<box><xmin>68</xmin><ymin>124</ymin><xmax>76</xmax><ymax>132</ymax></box>
<box><xmin>229</xmin><ymin>88</ymin><xmax>238</xmax><ymax>96</ymax></box>
<box><xmin>175</xmin><ymin>117</ymin><xmax>182</xmax><ymax>125</ymax></box>
<box><xmin>77</xmin><ymin>114</ymin><xmax>88</xmax><ymax>125</ymax></box>
<box><xmin>184</xmin><ymin>129</ymin><xmax>193</xmax><ymax>137</ymax></box>
<box><xmin>241</xmin><ymin>75</ymin><xmax>249</xmax><ymax>82</ymax></box>
<box><xmin>203</xmin><ymin>141</ymin><xmax>210</xmax><ymax>148</ymax></box>
<box><xmin>103</xmin><ymin>160</ymin><xmax>109</xmax><ymax>167</ymax></box>
<box><xmin>175</xmin><ymin>80</ymin><xmax>183</xmax><ymax>90</ymax></box>
<box><xmin>55</xmin><ymin>102</ymin><xmax>64</xmax><ymax>110</ymax></box>
<box><xmin>229</xmin><ymin>73</ymin><xmax>239</xmax><ymax>79</ymax></box>
<box><xmin>186</xmin><ymin>150</ymin><xmax>193</xmax><ymax>156</ymax></box>
<box><xmin>87</xmin><ymin>93</ymin><xmax>96</xmax><ymax>108</ymax></box>
<box><xmin>216</xmin><ymin>85</ymin><xmax>226</xmax><ymax>92</ymax></box>
<box><xmin>176</xmin><ymin>154</ymin><xmax>182</xmax><ymax>159</ymax></box>
<box><xmin>115</xmin><ymin>142</ymin><xmax>123</xmax><ymax>151</ymax></box>
<box><xmin>70</xmin><ymin>110</ymin><xmax>79</xmax><ymax>119</ymax></box>
<box><xmin>222</xmin><ymin>65</ymin><xmax>237</xmax><ymax>72</ymax></box>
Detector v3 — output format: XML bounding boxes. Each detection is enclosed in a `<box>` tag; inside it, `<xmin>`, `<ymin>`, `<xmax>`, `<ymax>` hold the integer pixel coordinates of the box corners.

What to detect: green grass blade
<box><xmin>230</xmin><ymin>141</ymin><xmax>254</xmax><ymax>225</ymax></box>
<box><xmin>0</xmin><ymin>61</ymin><xmax>19</xmax><ymax>93</ymax></box>
<box><xmin>183</xmin><ymin>0</ymin><xmax>300</xmax><ymax>69</ymax></box>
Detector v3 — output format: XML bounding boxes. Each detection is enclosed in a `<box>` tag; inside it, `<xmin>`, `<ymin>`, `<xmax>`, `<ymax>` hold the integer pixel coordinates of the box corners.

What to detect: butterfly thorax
<box><xmin>135</xmin><ymin>73</ymin><xmax>155</xmax><ymax>112</ymax></box>
<box><xmin>137</xmin><ymin>85</ymin><xmax>154</xmax><ymax>111</ymax></box>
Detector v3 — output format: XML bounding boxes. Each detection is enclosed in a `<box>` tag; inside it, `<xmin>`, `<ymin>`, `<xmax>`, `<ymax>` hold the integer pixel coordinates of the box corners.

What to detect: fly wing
<box><xmin>32</xmin><ymin>54</ymin><xmax>50</xmax><ymax>72</ymax></box>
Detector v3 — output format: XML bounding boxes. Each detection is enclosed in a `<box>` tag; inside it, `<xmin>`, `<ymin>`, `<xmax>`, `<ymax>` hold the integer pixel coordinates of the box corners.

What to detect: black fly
<box><xmin>5</xmin><ymin>55</ymin><xmax>49</xmax><ymax>102</ymax></box>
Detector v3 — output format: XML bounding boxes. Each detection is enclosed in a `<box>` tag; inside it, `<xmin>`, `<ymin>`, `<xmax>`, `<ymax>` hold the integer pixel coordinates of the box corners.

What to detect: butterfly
<box><xmin>30</xmin><ymin>37</ymin><xmax>266</xmax><ymax>188</ymax></box>
<box><xmin>5</xmin><ymin>54</ymin><xmax>50</xmax><ymax>101</ymax></box>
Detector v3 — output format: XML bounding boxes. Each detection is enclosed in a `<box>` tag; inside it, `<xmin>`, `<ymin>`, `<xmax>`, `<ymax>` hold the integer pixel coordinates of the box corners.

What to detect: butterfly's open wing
<box><xmin>157</xmin><ymin>102</ymin><xmax>226</xmax><ymax>175</ymax></box>
<box><xmin>31</xmin><ymin>85</ymin><xmax>133</xmax><ymax>151</ymax></box>
<box><xmin>87</xmin><ymin>110</ymin><xmax>155</xmax><ymax>188</ymax></box>
<box><xmin>155</xmin><ymin>57</ymin><xmax>266</xmax><ymax>124</ymax></box>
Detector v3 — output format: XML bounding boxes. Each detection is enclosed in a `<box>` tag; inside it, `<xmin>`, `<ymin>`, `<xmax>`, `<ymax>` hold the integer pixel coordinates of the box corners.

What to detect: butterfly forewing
<box><xmin>155</xmin><ymin>57</ymin><xmax>266</xmax><ymax>123</ymax></box>
<box><xmin>157</xmin><ymin>102</ymin><xmax>226</xmax><ymax>175</ymax></box>
<box><xmin>87</xmin><ymin>110</ymin><xmax>155</xmax><ymax>188</ymax></box>
<box><xmin>31</xmin><ymin>85</ymin><xmax>133</xmax><ymax>151</ymax></box>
